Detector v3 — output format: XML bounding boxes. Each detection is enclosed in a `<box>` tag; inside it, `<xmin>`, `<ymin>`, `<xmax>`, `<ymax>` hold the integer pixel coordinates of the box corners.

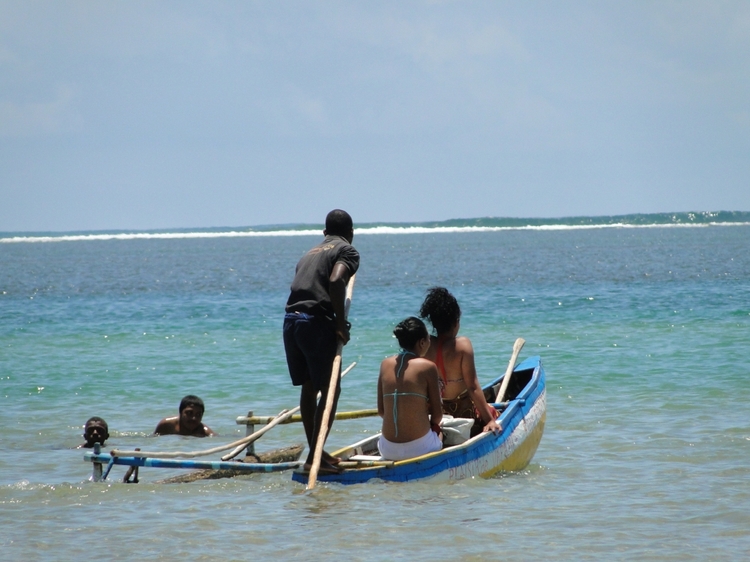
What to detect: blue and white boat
<box><xmin>292</xmin><ymin>355</ymin><xmax>546</xmax><ymax>485</ymax></box>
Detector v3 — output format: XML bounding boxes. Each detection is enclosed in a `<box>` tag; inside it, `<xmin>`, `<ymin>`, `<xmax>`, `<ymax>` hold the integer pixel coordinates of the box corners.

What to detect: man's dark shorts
<box><xmin>283</xmin><ymin>312</ymin><xmax>338</xmax><ymax>392</ymax></box>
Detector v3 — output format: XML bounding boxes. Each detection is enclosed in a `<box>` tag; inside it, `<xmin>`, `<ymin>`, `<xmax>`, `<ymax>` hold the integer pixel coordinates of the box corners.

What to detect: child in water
<box><xmin>153</xmin><ymin>395</ymin><xmax>216</xmax><ymax>437</ymax></box>
<box><xmin>78</xmin><ymin>416</ymin><xmax>109</xmax><ymax>448</ymax></box>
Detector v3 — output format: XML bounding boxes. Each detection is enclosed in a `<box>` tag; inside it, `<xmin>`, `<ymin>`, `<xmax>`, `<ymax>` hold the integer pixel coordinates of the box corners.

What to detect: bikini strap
<box><xmin>384</xmin><ymin>388</ymin><xmax>429</xmax><ymax>438</ymax></box>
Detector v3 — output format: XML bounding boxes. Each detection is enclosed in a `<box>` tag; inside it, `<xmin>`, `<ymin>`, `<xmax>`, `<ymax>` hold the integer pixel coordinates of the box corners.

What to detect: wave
<box><xmin>2</xmin><ymin>211</ymin><xmax>749</xmax><ymax>243</ymax></box>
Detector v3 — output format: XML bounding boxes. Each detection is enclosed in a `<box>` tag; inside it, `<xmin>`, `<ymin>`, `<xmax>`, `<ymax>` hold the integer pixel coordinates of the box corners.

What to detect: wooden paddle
<box><xmin>307</xmin><ymin>274</ymin><xmax>356</xmax><ymax>490</ymax></box>
<box><xmin>495</xmin><ymin>337</ymin><xmax>526</xmax><ymax>403</ymax></box>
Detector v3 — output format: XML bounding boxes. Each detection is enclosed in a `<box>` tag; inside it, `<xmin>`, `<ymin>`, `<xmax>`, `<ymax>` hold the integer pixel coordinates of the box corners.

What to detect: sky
<box><xmin>1</xmin><ymin>1</ymin><xmax>749</xmax><ymax>232</ymax></box>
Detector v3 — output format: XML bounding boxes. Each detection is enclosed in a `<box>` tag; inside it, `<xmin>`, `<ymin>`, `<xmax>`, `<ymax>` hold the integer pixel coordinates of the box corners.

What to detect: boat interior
<box><xmin>486</xmin><ymin>365</ymin><xmax>535</xmax><ymax>405</ymax></box>
<box><xmin>344</xmin><ymin>364</ymin><xmax>538</xmax><ymax>463</ymax></box>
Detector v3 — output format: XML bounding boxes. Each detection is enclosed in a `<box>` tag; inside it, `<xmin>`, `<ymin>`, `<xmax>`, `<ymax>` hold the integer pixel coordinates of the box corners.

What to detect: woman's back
<box><xmin>420</xmin><ymin>286</ymin><xmax>501</xmax><ymax>435</ymax></box>
<box><xmin>378</xmin><ymin>354</ymin><xmax>441</xmax><ymax>443</ymax></box>
<box><xmin>425</xmin><ymin>334</ymin><xmax>476</xmax><ymax>400</ymax></box>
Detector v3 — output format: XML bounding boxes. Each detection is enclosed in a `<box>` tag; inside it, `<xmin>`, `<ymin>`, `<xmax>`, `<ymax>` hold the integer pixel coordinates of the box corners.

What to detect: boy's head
<box><xmin>179</xmin><ymin>395</ymin><xmax>205</xmax><ymax>433</ymax></box>
<box><xmin>83</xmin><ymin>416</ymin><xmax>109</xmax><ymax>446</ymax></box>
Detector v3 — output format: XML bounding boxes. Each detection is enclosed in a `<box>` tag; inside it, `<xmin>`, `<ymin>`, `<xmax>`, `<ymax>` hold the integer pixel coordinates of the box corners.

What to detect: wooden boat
<box><xmin>292</xmin><ymin>355</ymin><xmax>546</xmax><ymax>485</ymax></box>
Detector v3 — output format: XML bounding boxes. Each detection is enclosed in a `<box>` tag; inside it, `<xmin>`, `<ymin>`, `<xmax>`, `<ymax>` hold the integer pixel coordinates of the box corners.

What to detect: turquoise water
<box><xmin>1</xmin><ymin>219</ymin><xmax>749</xmax><ymax>560</ymax></box>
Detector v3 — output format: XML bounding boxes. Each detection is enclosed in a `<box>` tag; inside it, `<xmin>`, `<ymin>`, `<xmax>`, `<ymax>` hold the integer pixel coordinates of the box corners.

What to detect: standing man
<box><xmin>283</xmin><ymin>209</ymin><xmax>359</xmax><ymax>474</ymax></box>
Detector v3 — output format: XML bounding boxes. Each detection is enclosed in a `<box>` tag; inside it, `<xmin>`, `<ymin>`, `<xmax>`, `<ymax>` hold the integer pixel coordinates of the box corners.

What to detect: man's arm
<box><xmin>329</xmin><ymin>262</ymin><xmax>351</xmax><ymax>344</ymax></box>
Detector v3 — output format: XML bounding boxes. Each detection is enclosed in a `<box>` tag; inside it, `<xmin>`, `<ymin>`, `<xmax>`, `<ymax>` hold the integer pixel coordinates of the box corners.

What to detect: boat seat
<box><xmin>349</xmin><ymin>454</ymin><xmax>384</xmax><ymax>461</ymax></box>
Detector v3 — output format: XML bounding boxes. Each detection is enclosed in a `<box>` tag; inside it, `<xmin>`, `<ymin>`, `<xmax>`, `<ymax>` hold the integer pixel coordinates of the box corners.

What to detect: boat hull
<box><xmin>292</xmin><ymin>355</ymin><xmax>546</xmax><ymax>485</ymax></box>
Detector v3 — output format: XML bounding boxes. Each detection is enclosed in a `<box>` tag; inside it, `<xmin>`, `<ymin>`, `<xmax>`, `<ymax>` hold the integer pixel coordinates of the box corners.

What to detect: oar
<box><xmin>221</xmin><ymin>361</ymin><xmax>357</xmax><ymax>461</ymax></box>
<box><xmin>307</xmin><ymin>274</ymin><xmax>356</xmax><ymax>490</ymax></box>
<box><xmin>495</xmin><ymin>337</ymin><xmax>525</xmax><ymax>403</ymax></box>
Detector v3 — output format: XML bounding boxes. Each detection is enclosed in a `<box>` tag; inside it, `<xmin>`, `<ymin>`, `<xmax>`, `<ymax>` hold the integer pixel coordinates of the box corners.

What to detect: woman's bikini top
<box><xmin>435</xmin><ymin>338</ymin><xmax>464</xmax><ymax>397</ymax></box>
<box><xmin>383</xmin><ymin>351</ymin><xmax>428</xmax><ymax>437</ymax></box>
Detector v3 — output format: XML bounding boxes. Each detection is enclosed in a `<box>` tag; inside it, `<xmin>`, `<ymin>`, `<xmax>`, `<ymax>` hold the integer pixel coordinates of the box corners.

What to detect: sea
<box><xmin>1</xmin><ymin>211</ymin><xmax>749</xmax><ymax>561</ymax></box>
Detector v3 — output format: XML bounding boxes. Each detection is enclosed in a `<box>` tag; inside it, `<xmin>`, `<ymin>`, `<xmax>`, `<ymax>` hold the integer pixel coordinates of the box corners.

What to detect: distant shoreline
<box><xmin>2</xmin><ymin>211</ymin><xmax>749</xmax><ymax>243</ymax></box>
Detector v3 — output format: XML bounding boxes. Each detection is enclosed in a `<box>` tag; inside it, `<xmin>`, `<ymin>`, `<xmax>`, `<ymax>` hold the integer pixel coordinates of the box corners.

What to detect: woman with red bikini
<box><xmin>419</xmin><ymin>287</ymin><xmax>501</xmax><ymax>437</ymax></box>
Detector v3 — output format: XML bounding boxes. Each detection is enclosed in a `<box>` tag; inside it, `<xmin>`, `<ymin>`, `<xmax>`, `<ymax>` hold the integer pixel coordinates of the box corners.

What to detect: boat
<box><xmin>292</xmin><ymin>355</ymin><xmax>546</xmax><ymax>485</ymax></box>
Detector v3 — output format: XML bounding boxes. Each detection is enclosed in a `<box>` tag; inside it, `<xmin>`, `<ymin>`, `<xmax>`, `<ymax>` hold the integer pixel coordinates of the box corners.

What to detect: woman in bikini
<box><xmin>419</xmin><ymin>287</ymin><xmax>501</xmax><ymax>436</ymax></box>
<box><xmin>377</xmin><ymin>317</ymin><xmax>443</xmax><ymax>461</ymax></box>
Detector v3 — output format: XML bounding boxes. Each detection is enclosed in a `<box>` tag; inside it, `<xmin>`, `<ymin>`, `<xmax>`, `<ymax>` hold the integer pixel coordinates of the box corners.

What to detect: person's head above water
<box><xmin>393</xmin><ymin>316</ymin><xmax>429</xmax><ymax>351</ymax></box>
<box><xmin>153</xmin><ymin>394</ymin><xmax>215</xmax><ymax>437</ymax></box>
<box><xmin>179</xmin><ymin>395</ymin><xmax>205</xmax><ymax>414</ymax></box>
<box><xmin>324</xmin><ymin>209</ymin><xmax>354</xmax><ymax>243</ymax></box>
<box><xmin>419</xmin><ymin>286</ymin><xmax>461</xmax><ymax>335</ymax></box>
<box><xmin>83</xmin><ymin>416</ymin><xmax>109</xmax><ymax>447</ymax></box>
<box><xmin>178</xmin><ymin>395</ymin><xmax>205</xmax><ymax>433</ymax></box>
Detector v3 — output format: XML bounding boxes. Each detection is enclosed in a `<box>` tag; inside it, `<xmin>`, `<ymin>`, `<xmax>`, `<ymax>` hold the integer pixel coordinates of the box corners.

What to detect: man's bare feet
<box><xmin>302</xmin><ymin>459</ymin><xmax>343</xmax><ymax>475</ymax></box>
<box><xmin>323</xmin><ymin>451</ymin><xmax>341</xmax><ymax>465</ymax></box>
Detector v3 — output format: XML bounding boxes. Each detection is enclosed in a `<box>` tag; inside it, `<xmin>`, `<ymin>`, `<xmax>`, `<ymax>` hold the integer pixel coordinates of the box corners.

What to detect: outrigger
<box><xmin>83</xmin><ymin>406</ymin><xmax>379</xmax><ymax>482</ymax></box>
<box><xmin>83</xmin><ymin>349</ymin><xmax>545</xmax><ymax>485</ymax></box>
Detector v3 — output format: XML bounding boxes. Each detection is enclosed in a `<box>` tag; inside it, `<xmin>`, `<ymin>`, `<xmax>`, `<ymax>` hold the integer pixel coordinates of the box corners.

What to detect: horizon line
<box><xmin>2</xmin><ymin>211</ymin><xmax>750</xmax><ymax>244</ymax></box>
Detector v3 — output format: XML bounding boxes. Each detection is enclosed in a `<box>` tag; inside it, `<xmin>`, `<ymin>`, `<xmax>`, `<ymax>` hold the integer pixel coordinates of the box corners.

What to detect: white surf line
<box><xmin>0</xmin><ymin>229</ymin><xmax>321</xmax><ymax>243</ymax></box>
<box><xmin>3</xmin><ymin>222</ymin><xmax>750</xmax><ymax>243</ymax></box>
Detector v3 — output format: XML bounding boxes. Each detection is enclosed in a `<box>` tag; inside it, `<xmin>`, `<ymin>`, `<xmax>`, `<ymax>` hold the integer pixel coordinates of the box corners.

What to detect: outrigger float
<box><xmin>83</xmin><ymin>353</ymin><xmax>546</xmax><ymax>485</ymax></box>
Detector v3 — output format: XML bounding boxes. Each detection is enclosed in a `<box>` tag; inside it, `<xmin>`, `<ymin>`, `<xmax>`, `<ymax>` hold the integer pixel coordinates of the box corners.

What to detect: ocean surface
<box><xmin>1</xmin><ymin>213</ymin><xmax>749</xmax><ymax>561</ymax></box>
